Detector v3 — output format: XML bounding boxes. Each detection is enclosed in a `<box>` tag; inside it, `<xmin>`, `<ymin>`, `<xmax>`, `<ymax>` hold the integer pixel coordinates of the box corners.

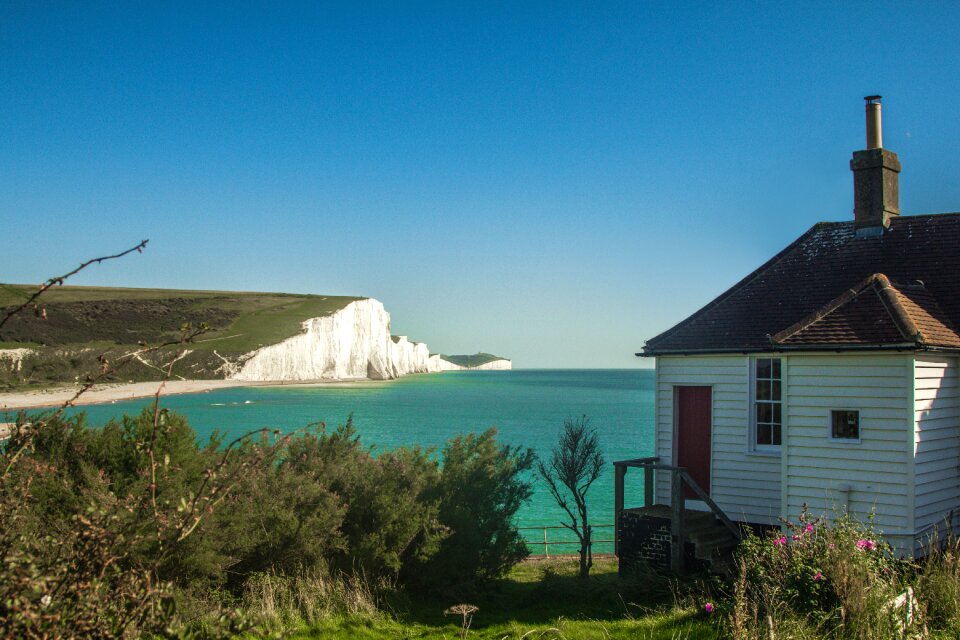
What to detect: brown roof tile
<box><xmin>642</xmin><ymin>213</ymin><xmax>960</xmax><ymax>355</ymax></box>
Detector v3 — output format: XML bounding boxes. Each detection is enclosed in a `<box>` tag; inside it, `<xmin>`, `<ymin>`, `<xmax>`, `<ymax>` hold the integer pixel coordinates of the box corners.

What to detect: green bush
<box><xmin>407</xmin><ymin>428</ymin><xmax>535</xmax><ymax>591</ymax></box>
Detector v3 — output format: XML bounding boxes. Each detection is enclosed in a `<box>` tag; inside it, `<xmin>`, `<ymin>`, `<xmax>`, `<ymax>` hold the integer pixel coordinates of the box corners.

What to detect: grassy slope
<box><xmin>292</xmin><ymin>558</ymin><xmax>718</xmax><ymax>640</ymax></box>
<box><xmin>0</xmin><ymin>284</ymin><xmax>362</xmax><ymax>388</ymax></box>
<box><xmin>0</xmin><ymin>284</ymin><xmax>360</xmax><ymax>353</ymax></box>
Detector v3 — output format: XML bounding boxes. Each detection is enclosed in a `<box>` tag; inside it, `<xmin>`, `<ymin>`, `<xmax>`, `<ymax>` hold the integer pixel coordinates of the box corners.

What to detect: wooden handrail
<box><xmin>677</xmin><ymin>469</ymin><xmax>742</xmax><ymax>541</ymax></box>
<box><xmin>612</xmin><ymin>456</ymin><xmax>660</xmax><ymax>467</ymax></box>
<box><xmin>614</xmin><ymin>458</ymin><xmax>742</xmax><ymax>571</ymax></box>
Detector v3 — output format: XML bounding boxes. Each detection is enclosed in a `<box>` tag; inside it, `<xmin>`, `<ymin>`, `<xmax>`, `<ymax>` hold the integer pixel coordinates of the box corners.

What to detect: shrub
<box><xmin>729</xmin><ymin>508</ymin><xmax>913</xmax><ymax>639</ymax></box>
<box><xmin>279</xmin><ymin>419</ymin><xmax>446</xmax><ymax>578</ymax></box>
<box><xmin>408</xmin><ymin>428</ymin><xmax>535</xmax><ymax>591</ymax></box>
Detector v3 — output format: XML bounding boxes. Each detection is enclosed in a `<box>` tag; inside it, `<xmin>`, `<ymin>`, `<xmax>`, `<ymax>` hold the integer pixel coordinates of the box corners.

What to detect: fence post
<box><xmin>644</xmin><ymin>465</ymin><xmax>654</xmax><ymax>507</ymax></box>
<box><xmin>543</xmin><ymin>527</ymin><xmax>549</xmax><ymax>558</ymax></box>
<box><xmin>614</xmin><ymin>463</ymin><xmax>625</xmax><ymax>555</ymax></box>
<box><xmin>671</xmin><ymin>468</ymin><xmax>684</xmax><ymax>572</ymax></box>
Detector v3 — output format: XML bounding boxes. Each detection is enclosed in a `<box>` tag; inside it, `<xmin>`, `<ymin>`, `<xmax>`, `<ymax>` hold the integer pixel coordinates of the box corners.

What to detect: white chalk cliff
<box><xmin>229</xmin><ymin>298</ymin><xmax>510</xmax><ymax>382</ymax></box>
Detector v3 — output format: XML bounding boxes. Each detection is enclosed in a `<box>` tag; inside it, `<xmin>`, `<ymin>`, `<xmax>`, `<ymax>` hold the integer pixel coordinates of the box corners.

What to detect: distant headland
<box><xmin>0</xmin><ymin>284</ymin><xmax>511</xmax><ymax>402</ymax></box>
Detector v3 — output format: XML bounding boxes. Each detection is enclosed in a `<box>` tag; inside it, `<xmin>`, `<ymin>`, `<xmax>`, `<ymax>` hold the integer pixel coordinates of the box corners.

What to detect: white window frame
<box><xmin>749</xmin><ymin>356</ymin><xmax>782</xmax><ymax>453</ymax></box>
<box><xmin>828</xmin><ymin>409</ymin><xmax>862</xmax><ymax>443</ymax></box>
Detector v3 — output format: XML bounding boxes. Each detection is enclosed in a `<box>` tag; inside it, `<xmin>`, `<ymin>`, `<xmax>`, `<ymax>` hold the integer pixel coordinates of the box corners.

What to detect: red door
<box><xmin>675</xmin><ymin>386</ymin><xmax>712</xmax><ymax>499</ymax></box>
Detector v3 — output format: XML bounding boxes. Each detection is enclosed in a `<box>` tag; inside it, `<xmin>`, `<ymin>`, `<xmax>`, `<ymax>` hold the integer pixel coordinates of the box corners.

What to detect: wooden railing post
<box><xmin>614</xmin><ymin>463</ymin><xmax>626</xmax><ymax>555</ymax></box>
<box><xmin>670</xmin><ymin>468</ymin><xmax>685</xmax><ymax>572</ymax></box>
<box><xmin>644</xmin><ymin>465</ymin><xmax>654</xmax><ymax>507</ymax></box>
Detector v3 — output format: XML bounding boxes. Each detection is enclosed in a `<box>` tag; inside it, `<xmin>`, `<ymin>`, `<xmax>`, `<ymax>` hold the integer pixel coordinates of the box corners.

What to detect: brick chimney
<box><xmin>851</xmin><ymin>96</ymin><xmax>900</xmax><ymax>234</ymax></box>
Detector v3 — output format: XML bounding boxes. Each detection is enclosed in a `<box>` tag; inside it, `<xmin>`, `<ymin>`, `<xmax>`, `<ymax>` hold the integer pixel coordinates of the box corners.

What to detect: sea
<box><xmin>54</xmin><ymin>369</ymin><xmax>656</xmax><ymax>555</ymax></box>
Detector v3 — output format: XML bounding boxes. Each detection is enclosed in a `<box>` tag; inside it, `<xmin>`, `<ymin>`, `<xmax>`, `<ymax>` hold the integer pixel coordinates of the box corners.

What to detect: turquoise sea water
<box><xmin>47</xmin><ymin>369</ymin><xmax>656</xmax><ymax>554</ymax></box>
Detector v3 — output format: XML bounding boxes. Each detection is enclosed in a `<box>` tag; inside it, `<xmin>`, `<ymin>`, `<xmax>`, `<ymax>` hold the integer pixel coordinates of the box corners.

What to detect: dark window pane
<box><xmin>757</xmin><ymin>403</ymin><xmax>772</xmax><ymax>423</ymax></box>
<box><xmin>757</xmin><ymin>380</ymin><xmax>771</xmax><ymax>401</ymax></box>
<box><xmin>771</xmin><ymin>381</ymin><xmax>781</xmax><ymax>401</ymax></box>
<box><xmin>772</xmin><ymin>359</ymin><xmax>781</xmax><ymax>379</ymax></box>
<box><xmin>772</xmin><ymin>404</ymin><xmax>782</xmax><ymax>423</ymax></box>
<box><xmin>757</xmin><ymin>359</ymin><xmax>771</xmax><ymax>379</ymax></box>
<box><xmin>757</xmin><ymin>423</ymin><xmax>772</xmax><ymax>445</ymax></box>
<box><xmin>772</xmin><ymin>424</ymin><xmax>782</xmax><ymax>445</ymax></box>
<box><xmin>832</xmin><ymin>410</ymin><xmax>860</xmax><ymax>439</ymax></box>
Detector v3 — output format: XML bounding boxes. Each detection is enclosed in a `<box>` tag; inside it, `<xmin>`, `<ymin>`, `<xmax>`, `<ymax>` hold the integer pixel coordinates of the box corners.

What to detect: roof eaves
<box><xmin>640</xmin><ymin>342</ymin><xmax>924</xmax><ymax>357</ymax></box>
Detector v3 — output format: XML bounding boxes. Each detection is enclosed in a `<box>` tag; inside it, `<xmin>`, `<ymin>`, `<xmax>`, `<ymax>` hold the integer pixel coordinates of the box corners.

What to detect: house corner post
<box><xmin>614</xmin><ymin>464</ymin><xmax>625</xmax><ymax>555</ymax></box>
<box><xmin>644</xmin><ymin>465</ymin><xmax>654</xmax><ymax>507</ymax></box>
<box><xmin>671</xmin><ymin>468</ymin><xmax>684</xmax><ymax>572</ymax></box>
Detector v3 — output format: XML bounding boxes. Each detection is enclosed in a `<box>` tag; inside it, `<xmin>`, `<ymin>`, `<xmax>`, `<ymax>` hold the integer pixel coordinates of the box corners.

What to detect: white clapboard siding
<box><xmin>655</xmin><ymin>355</ymin><xmax>781</xmax><ymax>525</ymax></box>
<box><xmin>784</xmin><ymin>353</ymin><xmax>912</xmax><ymax>551</ymax></box>
<box><xmin>914</xmin><ymin>355</ymin><xmax>960</xmax><ymax>539</ymax></box>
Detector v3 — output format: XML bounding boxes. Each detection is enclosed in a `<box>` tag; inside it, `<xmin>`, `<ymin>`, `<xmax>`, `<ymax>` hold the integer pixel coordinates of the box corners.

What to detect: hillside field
<box><xmin>0</xmin><ymin>284</ymin><xmax>361</xmax><ymax>389</ymax></box>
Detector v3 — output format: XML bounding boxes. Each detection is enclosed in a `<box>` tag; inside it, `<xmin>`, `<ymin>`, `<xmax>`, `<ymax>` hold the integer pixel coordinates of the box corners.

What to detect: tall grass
<box><xmin>242</xmin><ymin>569</ymin><xmax>387</xmax><ymax>632</ymax></box>
<box><xmin>915</xmin><ymin>532</ymin><xmax>960</xmax><ymax>631</ymax></box>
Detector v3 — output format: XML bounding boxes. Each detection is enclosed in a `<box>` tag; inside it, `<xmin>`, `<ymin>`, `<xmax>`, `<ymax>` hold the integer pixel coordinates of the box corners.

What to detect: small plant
<box><xmin>444</xmin><ymin>603</ymin><xmax>479</xmax><ymax>639</ymax></box>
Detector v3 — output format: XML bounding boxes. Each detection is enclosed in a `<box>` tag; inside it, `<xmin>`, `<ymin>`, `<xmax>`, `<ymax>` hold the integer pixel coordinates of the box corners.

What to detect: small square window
<box><xmin>831</xmin><ymin>410</ymin><xmax>860</xmax><ymax>439</ymax></box>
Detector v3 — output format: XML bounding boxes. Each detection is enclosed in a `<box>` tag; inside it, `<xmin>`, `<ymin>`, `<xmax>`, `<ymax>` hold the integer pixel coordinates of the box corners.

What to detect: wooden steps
<box><xmin>625</xmin><ymin>504</ymin><xmax>741</xmax><ymax>573</ymax></box>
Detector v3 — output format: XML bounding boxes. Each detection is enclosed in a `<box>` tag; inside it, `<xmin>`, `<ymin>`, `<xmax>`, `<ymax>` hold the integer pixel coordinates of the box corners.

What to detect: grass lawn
<box><xmin>288</xmin><ymin>558</ymin><xmax>720</xmax><ymax>639</ymax></box>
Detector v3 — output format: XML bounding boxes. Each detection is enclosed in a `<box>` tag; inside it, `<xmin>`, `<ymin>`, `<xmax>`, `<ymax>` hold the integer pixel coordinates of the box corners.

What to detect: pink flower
<box><xmin>704</xmin><ymin>602</ymin><xmax>714</xmax><ymax>614</ymax></box>
<box><xmin>805</xmin><ymin>523</ymin><xmax>814</xmax><ymax>533</ymax></box>
<box><xmin>773</xmin><ymin>536</ymin><xmax>787</xmax><ymax>546</ymax></box>
<box><xmin>856</xmin><ymin>539</ymin><xmax>876</xmax><ymax>551</ymax></box>
<box><xmin>792</xmin><ymin>535</ymin><xmax>801</xmax><ymax>541</ymax></box>
<box><xmin>813</xmin><ymin>571</ymin><xmax>823</xmax><ymax>581</ymax></box>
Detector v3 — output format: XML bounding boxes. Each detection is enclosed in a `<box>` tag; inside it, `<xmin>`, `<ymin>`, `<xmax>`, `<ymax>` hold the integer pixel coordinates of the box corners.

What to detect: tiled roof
<box><xmin>641</xmin><ymin>213</ymin><xmax>960</xmax><ymax>355</ymax></box>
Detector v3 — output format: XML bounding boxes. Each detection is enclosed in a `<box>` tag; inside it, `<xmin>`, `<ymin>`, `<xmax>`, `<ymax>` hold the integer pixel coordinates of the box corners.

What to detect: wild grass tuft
<box><xmin>242</xmin><ymin>569</ymin><xmax>386</xmax><ymax>632</ymax></box>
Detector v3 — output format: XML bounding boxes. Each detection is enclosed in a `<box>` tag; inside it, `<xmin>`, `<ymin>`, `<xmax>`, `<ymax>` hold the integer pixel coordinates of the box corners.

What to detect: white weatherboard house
<box><xmin>625</xmin><ymin>98</ymin><xmax>960</xmax><ymax>563</ymax></box>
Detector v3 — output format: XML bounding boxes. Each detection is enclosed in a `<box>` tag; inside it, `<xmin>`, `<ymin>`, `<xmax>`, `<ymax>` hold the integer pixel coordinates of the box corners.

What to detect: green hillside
<box><xmin>442</xmin><ymin>352</ymin><xmax>508</xmax><ymax>368</ymax></box>
<box><xmin>0</xmin><ymin>284</ymin><xmax>361</xmax><ymax>389</ymax></box>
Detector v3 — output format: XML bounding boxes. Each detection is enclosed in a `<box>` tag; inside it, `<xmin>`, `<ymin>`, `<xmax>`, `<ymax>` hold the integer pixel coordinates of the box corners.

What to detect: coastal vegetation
<box><xmin>0</xmin><ymin>409</ymin><xmax>536</xmax><ymax>637</ymax></box>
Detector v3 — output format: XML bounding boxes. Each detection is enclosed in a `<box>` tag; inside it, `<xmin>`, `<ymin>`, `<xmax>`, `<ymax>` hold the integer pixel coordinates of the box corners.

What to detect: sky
<box><xmin>3</xmin><ymin>2</ymin><xmax>960</xmax><ymax>368</ymax></box>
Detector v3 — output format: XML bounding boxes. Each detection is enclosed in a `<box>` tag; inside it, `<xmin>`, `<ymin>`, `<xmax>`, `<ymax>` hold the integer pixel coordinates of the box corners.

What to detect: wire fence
<box><xmin>517</xmin><ymin>523</ymin><xmax>615</xmax><ymax>557</ymax></box>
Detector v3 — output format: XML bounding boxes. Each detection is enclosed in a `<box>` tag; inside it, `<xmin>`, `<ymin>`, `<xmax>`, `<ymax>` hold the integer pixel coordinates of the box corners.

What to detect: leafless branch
<box><xmin>0</xmin><ymin>239</ymin><xmax>148</xmax><ymax>332</ymax></box>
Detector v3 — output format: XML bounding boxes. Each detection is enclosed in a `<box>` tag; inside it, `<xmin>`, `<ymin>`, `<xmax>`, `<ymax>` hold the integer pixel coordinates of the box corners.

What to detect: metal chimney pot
<box><xmin>865</xmin><ymin>95</ymin><xmax>882</xmax><ymax>149</ymax></box>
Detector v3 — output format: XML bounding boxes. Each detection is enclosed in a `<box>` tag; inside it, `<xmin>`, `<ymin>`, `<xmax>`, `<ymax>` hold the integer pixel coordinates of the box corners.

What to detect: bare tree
<box><xmin>536</xmin><ymin>415</ymin><xmax>604</xmax><ymax>579</ymax></box>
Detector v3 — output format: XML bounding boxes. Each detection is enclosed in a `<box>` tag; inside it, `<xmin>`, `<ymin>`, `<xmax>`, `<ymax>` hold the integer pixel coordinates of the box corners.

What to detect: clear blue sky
<box><xmin>3</xmin><ymin>2</ymin><xmax>960</xmax><ymax>367</ymax></box>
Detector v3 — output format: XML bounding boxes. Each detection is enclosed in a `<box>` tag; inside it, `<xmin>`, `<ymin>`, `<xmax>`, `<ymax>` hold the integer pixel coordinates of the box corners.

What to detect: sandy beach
<box><xmin>0</xmin><ymin>380</ymin><xmax>266</xmax><ymax>411</ymax></box>
<box><xmin>0</xmin><ymin>377</ymin><xmax>386</xmax><ymax>411</ymax></box>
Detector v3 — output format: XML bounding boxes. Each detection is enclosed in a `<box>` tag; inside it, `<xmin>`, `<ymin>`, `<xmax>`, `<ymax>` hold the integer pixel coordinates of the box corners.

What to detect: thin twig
<box><xmin>0</xmin><ymin>239</ymin><xmax>148</xmax><ymax>332</ymax></box>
